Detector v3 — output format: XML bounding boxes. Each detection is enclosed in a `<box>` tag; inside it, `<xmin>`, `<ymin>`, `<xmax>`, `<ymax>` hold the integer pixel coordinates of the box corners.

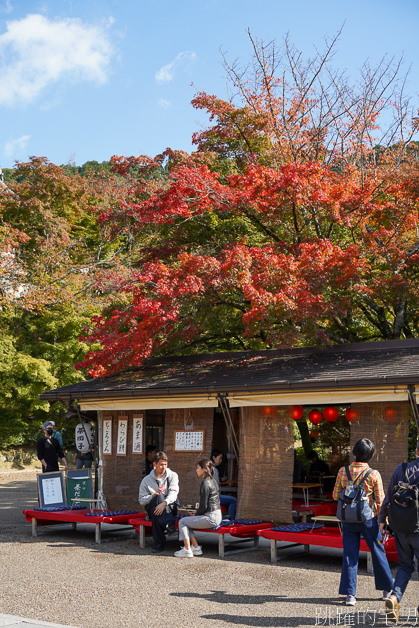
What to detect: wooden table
<box><xmin>311</xmin><ymin>514</ymin><xmax>342</xmax><ymax>534</ymax></box>
<box><xmin>292</xmin><ymin>483</ymin><xmax>323</xmax><ymax>507</ymax></box>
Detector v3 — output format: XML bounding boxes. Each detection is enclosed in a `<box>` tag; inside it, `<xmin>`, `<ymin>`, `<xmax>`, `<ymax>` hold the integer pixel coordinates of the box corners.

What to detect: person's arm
<box><xmin>378</xmin><ymin>465</ymin><xmax>402</xmax><ymax>525</ymax></box>
<box><xmin>36</xmin><ymin>439</ymin><xmax>47</xmax><ymax>469</ymax></box>
<box><xmin>60</xmin><ymin>456</ymin><xmax>68</xmax><ymax>471</ymax></box>
<box><xmin>165</xmin><ymin>472</ymin><xmax>179</xmax><ymax>506</ymax></box>
<box><xmin>195</xmin><ymin>480</ymin><xmax>210</xmax><ymax>516</ymax></box>
<box><xmin>332</xmin><ymin>467</ymin><xmax>344</xmax><ymax>501</ymax></box>
<box><xmin>139</xmin><ymin>477</ymin><xmax>158</xmax><ymax>506</ymax></box>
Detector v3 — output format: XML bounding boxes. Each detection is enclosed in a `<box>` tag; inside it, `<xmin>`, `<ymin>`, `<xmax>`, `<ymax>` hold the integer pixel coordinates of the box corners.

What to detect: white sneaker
<box><xmin>345</xmin><ymin>595</ymin><xmax>356</xmax><ymax>606</ymax></box>
<box><xmin>174</xmin><ymin>547</ymin><xmax>194</xmax><ymax>558</ymax></box>
<box><xmin>383</xmin><ymin>590</ymin><xmax>392</xmax><ymax>600</ymax></box>
<box><xmin>192</xmin><ymin>545</ymin><xmax>203</xmax><ymax>555</ymax></box>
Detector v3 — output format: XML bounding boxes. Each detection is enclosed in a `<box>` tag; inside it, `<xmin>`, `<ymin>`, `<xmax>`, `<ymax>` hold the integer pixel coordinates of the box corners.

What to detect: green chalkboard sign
<box><xmin>66</xmin><ymin>469</ymin><xmax>93</xmax><ymax>506</ymax></box>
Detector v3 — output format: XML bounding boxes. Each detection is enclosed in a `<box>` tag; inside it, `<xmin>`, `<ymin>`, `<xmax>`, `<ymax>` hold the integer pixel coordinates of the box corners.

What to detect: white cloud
<box><xmin>4</xmin><ymin>134</ymin><xmax>30</xmax><ymax>157</ymax></box>
<box><xmin>157</xmin><ymin>98</ymin><xmax>171</xmax><ymax>109</ymax></box>
<box><xmin>0</xmin><ymin>14</ymin><xmax>114</xmax><ymax>106</ymax></box>
<box><xmin>155</xmin><ymin>51</ymin><xmax>196</xmax><ymax>84</ymax></box>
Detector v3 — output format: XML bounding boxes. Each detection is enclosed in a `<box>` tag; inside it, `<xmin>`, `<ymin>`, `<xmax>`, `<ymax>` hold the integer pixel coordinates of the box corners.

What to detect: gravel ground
<box><xmin>0</xmin><ymin>471</ymin><xmax>417</xmax><ymax>628</ymax></box>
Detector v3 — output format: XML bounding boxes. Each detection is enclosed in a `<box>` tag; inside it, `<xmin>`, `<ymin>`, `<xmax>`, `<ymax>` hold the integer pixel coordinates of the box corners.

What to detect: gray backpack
<box><xmin>337</xmin><ymin>466</ymin><xmax>374</xmax><ymax>523</ymax></box>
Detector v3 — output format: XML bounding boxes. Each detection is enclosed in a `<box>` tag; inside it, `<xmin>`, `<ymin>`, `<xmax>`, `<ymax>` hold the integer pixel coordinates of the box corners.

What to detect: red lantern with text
<box><xmin>308</xmin><ymin>410</ymin><xmax>323</xmax><ymax>425</ymax></box>
<box><xmin>383</xmin><ymin>407</ymin><xmax>397</xmax><ymax>424</ymax></box>
<box><xmin>324</xmin><ymin>406</ymin><xmax>339</xmax><ymax>422</ymax></box>
<box><xmin>346</xmin><ymin>408</ymin><xmax>361</xmax><ymax>423</ymax></box>
<box><xmin>289</xmin><ymin>405</ymin><xmax>304</xmax><ymax>421</ymax></box>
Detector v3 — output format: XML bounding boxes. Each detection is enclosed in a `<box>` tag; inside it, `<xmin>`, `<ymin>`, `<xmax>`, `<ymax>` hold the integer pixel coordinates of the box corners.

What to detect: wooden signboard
<box><xmin>173</xmin><ymin>430</ymin><xmax>205</xmax><ymax>452</ymax></box>
<box><xmin>66</xmin><ymin>469</ymin><xmax>93</xmax><ymax>506</ymax></box>
<box><xmin>37</xmin><ymin>471</ymin><xmax>66</xmax><ymax>508</ymax></box>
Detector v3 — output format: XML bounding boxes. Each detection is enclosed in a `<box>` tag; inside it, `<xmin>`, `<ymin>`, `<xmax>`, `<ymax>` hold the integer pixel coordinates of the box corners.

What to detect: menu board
<box><xmin>37</xmin><ymin>472</ymin><xmax>66</xmax><ymax>508</ymax></box>
<box><xmin>174</xmin><ymin>430</ymin><xmax>205</xmax><ymax>452</ymax></box>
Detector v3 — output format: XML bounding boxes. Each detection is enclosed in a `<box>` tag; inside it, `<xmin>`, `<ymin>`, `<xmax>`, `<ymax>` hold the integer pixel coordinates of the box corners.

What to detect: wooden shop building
<box><xmin>40</xmin><ymin>338</ymin><xmax>419</xmax><ymax>523</ymax></box>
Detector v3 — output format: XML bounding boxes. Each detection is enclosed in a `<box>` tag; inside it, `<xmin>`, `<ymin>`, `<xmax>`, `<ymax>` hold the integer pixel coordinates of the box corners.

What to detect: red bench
<box><xmin>128</xmin><ymin>517</ymin><xmax>272</xmax><ymax>557</ymax></box>
<box><xmin>23</xmin><ymin>509</ymin><xmax>145</xmax><ymax>544</ymax></box>
<box><xmin>257</xmin><ymin>526</ymin><xmax>399</xmax><ymax>573</ymax></box>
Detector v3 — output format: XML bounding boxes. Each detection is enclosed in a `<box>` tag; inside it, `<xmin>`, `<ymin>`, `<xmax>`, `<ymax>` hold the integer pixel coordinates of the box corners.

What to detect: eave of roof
<box><xmin>39</xmin><ymin>338</ymin><xmax>419</xmax><ymax>403</ymax></box>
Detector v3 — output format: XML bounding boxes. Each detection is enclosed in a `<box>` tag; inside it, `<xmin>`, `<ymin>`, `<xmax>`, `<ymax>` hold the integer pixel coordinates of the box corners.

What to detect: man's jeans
<box><xmin>146</xmin><ymin>495</ymin><xmax>175</xmax><ymax>549</ymax></box>
<box><xmin>76</xmin><ymin>458</ymin><xmax>93</xmax><ymax>469</ymax></box>
<box><xmin>339</xmin><ymin>517</ymin><xmax>394</xmax><ymax>596</ymax></box>
<box><xmin>393</xmin><ymin>531</ymin><xmax>419</xmax><ymax>601</ymax></box>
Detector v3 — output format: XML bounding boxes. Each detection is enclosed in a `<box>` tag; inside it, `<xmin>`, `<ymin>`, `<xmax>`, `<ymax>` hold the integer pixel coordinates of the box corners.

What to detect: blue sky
<box><xmin>0</xmin><ymin>0</ymin><xmax>418</xmax><ymax>168</ymax></box>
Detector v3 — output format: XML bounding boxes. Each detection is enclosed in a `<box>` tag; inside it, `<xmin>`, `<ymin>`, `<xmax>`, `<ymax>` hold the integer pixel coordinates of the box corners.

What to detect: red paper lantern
<box><xmin>262</xmin><ymin>406</ymin><xmax>276</xmax><ymax>417</ymax></box>
<box><xmin>289</xmin><ymin>405</ymin><xmax>304</xmax><ymax>421</ymax></box>
<box><xmin>324</xmin><ymin>406</ymin><xmax>339</xmax><ymax>422</ymax></box>
<box><xmin>383</xmin><ymin>407</ymin><xmax>397</xmax><ymax>423</ymax></box>
<box><xmin>308</xmin><ymin>409</ymin><xmax>323</xmax><ymax>425</ymax></box>
<box><xmin>346</xmin><ymin>408</ymin><xmax>361</xmax><ymax>423</ymax></box>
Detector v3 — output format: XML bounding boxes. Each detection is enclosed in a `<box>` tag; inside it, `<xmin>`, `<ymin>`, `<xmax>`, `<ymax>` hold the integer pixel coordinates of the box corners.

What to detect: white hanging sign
<box><xmin>103</xmin><ymin>418</ymin><xmax>112</xmax><ymax>455</ymax></box>
<box><xmin>132</xmin><ymin>415</ymin><xmax>143</xmax><ymax>454</ymax></box>
<box><xmin>117</xmin><ymin>418</ymin><xmax>128</xmax><ymax>455</ymax></box>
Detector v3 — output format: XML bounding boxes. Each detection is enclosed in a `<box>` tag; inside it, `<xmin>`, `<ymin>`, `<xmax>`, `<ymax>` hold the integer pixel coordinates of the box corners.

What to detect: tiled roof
<box><xmin>40</xmin><ymin>338</ymin><xmax>419</xmax><ymax>401</ymax></box>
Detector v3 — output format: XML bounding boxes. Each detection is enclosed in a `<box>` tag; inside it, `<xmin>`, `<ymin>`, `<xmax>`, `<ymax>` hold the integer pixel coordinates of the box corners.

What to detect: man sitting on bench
<box><xmin>139</xmin><ymin>451</ymin><xmax>179</xmax><ymax>554</ymax></box>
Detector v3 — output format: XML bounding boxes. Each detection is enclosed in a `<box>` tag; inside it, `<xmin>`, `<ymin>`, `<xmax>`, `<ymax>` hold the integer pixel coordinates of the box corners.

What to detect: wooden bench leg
<box><xmin>304</xmin><ymin>544</ymin><xmax>310</xmax><ymax>553</ymax></box>
<box><xmin>95</xmin><ymin>523</ymin><xmax>101</xmax><ymax>544</ymax></box>
<box><xmin>31</xmin><ymin>517</ymin><xmax>37</xmax><ymax>538</ymax></box>
<box><xmin>218</xmin><ymin>533</ymin><xmax>225</xmax><ymax>558</ymax></box>
<box><xmin>270</xmin><ymin>539</ymin><xmax>277</xmax><ymax>563</ymax></box>
<box><xmin>253</xmin><ymin>535</ymin><xmax>260</xmax><ymax>551</ymax></box>
<box><xmin>140</xmin><ymin>525</ymin><xmax>145</xmax><ymax>549</ymax></box>
<box><xmin>367</xmin><ymin>552</ymin><xmax>373</xmax><ymax>574</ymax></box>
<box><xmin>72</xmin><ymin>522</ymin><xmax>77</xmax><ymax>531</ymax></box>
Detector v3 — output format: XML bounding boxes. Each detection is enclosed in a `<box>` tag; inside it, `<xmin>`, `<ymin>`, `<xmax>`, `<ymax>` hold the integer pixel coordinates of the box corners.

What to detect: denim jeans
<box><xmin>76</xmin><ymin>458</ymin><xmax>92</xmax><ymax>469</ymax></box>
<box><xmin>392</xmin><ymin>531</ymin><xmax>419</xmax><ymax>602</ymax></box>
<box><xmin>220</xmin><ymin>495</ymin><xmax>237</xmax><ymax>519</ymax></box>
<box><xmin>339</xmin><ymin>517</ymin><xmax>394</xmax><ymax>596</ymax></box>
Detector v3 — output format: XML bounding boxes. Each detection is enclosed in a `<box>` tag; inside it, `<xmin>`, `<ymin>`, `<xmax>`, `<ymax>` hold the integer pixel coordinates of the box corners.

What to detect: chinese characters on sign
<box><xmin>117</xmin><ymin>418</ymin><xmax>128</xmax><ymax>455</ymax></box>
<box><xmin>132</xmin><ymin>415</ymin><xmax>143</xmax><ymax>454</ymax></box>
<box><xmin>174</xmin><ymin>430</ymin><xmax>205</xmax><ymax>452</ymax></box>
<box><xmin>103</xmin><ymin>418</ymin><xmax>112</xmax><ymax>455</ymax></box>
<box><xmin>43</xmin><ymin>477</ymin><xmax>64</xmax><ymax>506</ymax></box>
<box><xmin>75</xmin><ymin>422</ymin><xmax>94</xmax><ymax>453</ymax></box>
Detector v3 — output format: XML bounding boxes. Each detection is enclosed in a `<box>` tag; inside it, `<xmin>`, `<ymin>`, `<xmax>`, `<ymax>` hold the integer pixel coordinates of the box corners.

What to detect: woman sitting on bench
<box><xmin>174</xmin><ymin>459</ymin><xmax>222</xmax><ymax>558</ymax></box>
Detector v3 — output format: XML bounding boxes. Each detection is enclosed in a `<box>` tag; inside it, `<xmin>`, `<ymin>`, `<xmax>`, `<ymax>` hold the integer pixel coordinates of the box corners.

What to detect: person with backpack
<box><xmin>378</xmin><ymin>439</ymin><xmax>419</xmax><ymax>624</ymax></box>
<box><xmin>333</xmin><ymin>438</ymin><xmax>394</xmax><ymax>607</ymax></box>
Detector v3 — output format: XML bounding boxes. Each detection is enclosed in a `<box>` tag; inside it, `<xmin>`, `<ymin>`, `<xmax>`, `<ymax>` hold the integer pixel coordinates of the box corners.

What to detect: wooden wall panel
<box><xmin>163</xmin><ymin>408</ymin><xmax>215</xmax><ymax>508</ymax></box>
<box><xmin>102</xmin><ymin>411</ymin><xmax>145</xmax><ymax>510</ymax></box>
<box><xmin>350</xmin><ymin>401</ymin><xmax>409</xmax><ymax>488</ymax></box>
<box><xmin>237</xmin><ymin>406</ymin><xmax>294</xmax><ymax>523</ymax></box>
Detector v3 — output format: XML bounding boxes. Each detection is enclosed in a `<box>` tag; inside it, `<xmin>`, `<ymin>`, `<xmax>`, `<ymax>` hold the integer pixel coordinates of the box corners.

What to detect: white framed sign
<box><xmin>132</xmin><ymin>414</ymin><xmax>143</xmax><ymax>454</ymax></box>
<box><xmin>174</xmin><ymin>430</ymin><xmax>205</xmax><ymax>452</ymax></box>
<box><xmin>103</xmin><ymin>418</ymin><xmax>112</xmax><ymax>455</ymax></box>
<box><xmin>117</xmin><ymin>418</ymin><xmax>128</xmax><ymax>456</ymax></box>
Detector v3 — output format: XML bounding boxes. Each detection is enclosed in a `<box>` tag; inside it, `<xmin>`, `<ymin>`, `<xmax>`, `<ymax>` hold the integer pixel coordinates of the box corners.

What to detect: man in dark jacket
<box><xmin>379</xmin><ymin>441</ymin><xmax>419</xmax><ymax>624</ymax></box>
<box><xmin>37</xmin><ymin>424</ymin><xmax>68</xmax><ymax>473</ymax></box>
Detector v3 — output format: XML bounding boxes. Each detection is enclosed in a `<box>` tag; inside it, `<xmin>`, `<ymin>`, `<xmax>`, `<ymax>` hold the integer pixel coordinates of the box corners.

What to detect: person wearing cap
<box><xmin>42</xmin><ymin>421</ymin><xmax>63</xmax><ymax>448</ymax></box>
<box><xmin>37</xmin><ymin>423</ymin><xmax>68</xmax><ymax>473</ymax></box>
